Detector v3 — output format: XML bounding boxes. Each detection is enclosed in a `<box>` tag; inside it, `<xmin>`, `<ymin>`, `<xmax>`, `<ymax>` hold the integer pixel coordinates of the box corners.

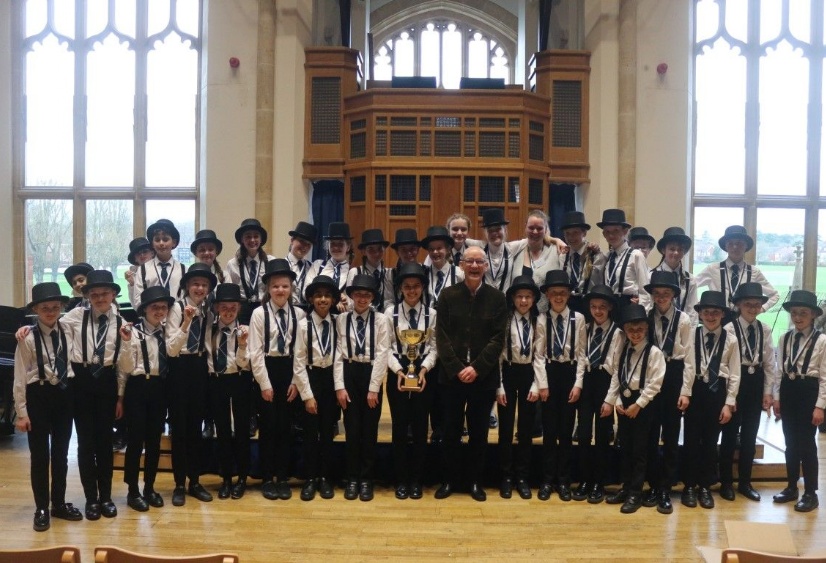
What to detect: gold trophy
<box><xmin>398</xmin><ymin>327</ymin><xmax>431</xmax><ymax>389</ymax></box>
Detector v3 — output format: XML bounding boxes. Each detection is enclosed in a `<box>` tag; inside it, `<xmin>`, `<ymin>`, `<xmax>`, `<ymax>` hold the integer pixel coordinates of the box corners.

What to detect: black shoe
<box><xmin>188</xmin><ymin>483</ymin><xmax>213</xmax><ymax>503</ymax></box>
<box><xmin>100</xmin><ymin>499</ymin><xmax>117</xmax><ymax>518</ymax></box>
<box><xmin>698</xmin><ymin>487</ymin><xmax>714</xmax><ymax>509</ymax></box>
<box><xmin>249</xmin><ymin>415</ymin><xmax>258</xmax><ymax>438</ymax></box>
<box><xmin>773</xmin><ymin>487</ymin><xmax>799</xmax><ymax>504</ymax></box>
<box><xmin>127</xmin><ymin>494</ymin><xmax>149</xmax><ymax>512</ymax></box>
<box><xmin>489</xmin><ymin>414</ymin><xmax>498</xmax><ymax>429</ymax></box>
<box><xmin>276</xmin><ymin>480</ymin><xmax>292</xmax><ymax>500</ymax></box>
<box><xmin>435</xmin><ymin>483</ymin><xmax>454</xmax><ymax>499</ymax></box>
<box><xmin>620</xmin><ymin>493</ymin><xmax>642</xmax><ymax>514</ymax></box>
<box><xmin>719</xmin><ymin>483</ymin><xmax>736</xmax><ymax>501</ymax></box>
<box><xmin>430</xmin><ymin>430</ymin><xmax>443</xmax><ymax>444</ymax></box>
<box><xmin>532</xmin><ymin>426</ymin><xmax>543</xmax><ymax>439</ymax></box>
<box><xmin>606</xmin><ymin>488</ymin><xmax>628</xmax><ymax>505</ymax></box>
<box><xmin>737</xmin><ymin>484</ymin><xmax>761</xmax><ymax>502</ymax></box>
<box><xmin>500</xmin><ymin>478</ymin><xmax>513</xmax><ymax>499</ymax></box>
<box><xmin>144</xmin><ymin>490</ymin><xmax>164</xmax><ymax>508</ymax></box>
<box><xmin>516</xmin><ymin>480</ymin><xmax>532</xmax><ymax>500</ymax></box>
<box><xmin>537</xmin><ymin>483</ymin><xmax>553</xmax><ymax>501</ymax></box>
<box><xmin>657</xmin><ymin>490</ymin><xmax>673</xmax><ymax>514</ymax></box>
<box><xmin>85</xmin><ymin>501</ymin><xmax>101</xmax><ymax>521</ymax></box>
<box><xmin>172</xmin><ymin>486</ymin><xmax>186</xmax><ymax>506</ymax></box>
<box><xmin>202</xmin><ymin>422</ymin><xmax>215</xmax><ymax>440</ymax></box>
<box><xmin>112</xmin><ymin>433</ymin><xmax>127</xmax><ymax>452</ymax></box>
<box><xmin>556</xmin><ymin>483</ymin><xmax>572</xmax><ymax>502</ymax></box>
<box><xmin>572</xmin><ymin>482</ymin><xmax>589</xmax><ymax>501</ymax></box>
<box><xmin>795</xmin><ymin>492</ymin><xmax>819</xmax><ymax>512</ymax></box>
<box><xmin>318</xmin><ymin>478</ymin><xmax>334</xmax><ymax>499</ymax></box>
<box><xmin>642</xmin><ymin>488</ymin><xmax>659</xmax><ymax>508</ymax></box>
<box><xmin>587</xmin><ymin>484</ymin><xmax>605</xmax><ymax>504</ymax></box>
<box><xmin>395</xmin><ymin>484</ymin><xmax>409</xmax><ymax>500</ymax></box>
<box><xmin>262</xmin><ymin>480</ymin><xmax>278</xmax><ymax>500</ymax></box>
<box><xmin>359</xmin><ymin>481</ymin><xmax>374</xmax><ymax>502</ymax></box>
<box><xmin>218</xmin><ymin>481</ymin><xmax>232</xmax><ymax>500</ymax></box>
<box><xmin>301</xmin><ymin>479</ymin><xmax>317</xmax><ymax>501</ymax></box>
<box><xmin>51</xmin><ymin>502</ymin><xmax>83</xmax><ymax>521</ymax></box>
<box><xmin>231</xmin><ymin>479</ymin><xmax>246</xmax><ymax>499</ymax></box>
<box><xmin>470</xmin><ymin>483</ymin><xmax>487</xmax><ymax>502</ymax></box>
<box><xmin>344</xmin><ymin>481</ymin><xmax>359</xmax><ymax>500</ymax></box>
<box><xmin>410</xmin><ymin>482</ymin><xmax>423</xmax><ymax>500</ymax></box>
<box><xmin>681</xmin><ymin>486</ymin><xmax>697</xmax><ymax>508</ymax></box>
<box><xmin>33</xmin><ymin>509</ymin><xmax>50</xmax><ymax>532</ymax></box>
<box><xmin>462</xmin><ymin>427</ymin><xmax>469</xmax><ymax>437</ymax></box>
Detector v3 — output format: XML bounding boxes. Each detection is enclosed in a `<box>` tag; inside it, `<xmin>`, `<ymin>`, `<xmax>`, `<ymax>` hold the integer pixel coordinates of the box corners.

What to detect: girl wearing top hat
<box><xmin>64</xmin><ymin>262</ymin><xmax>94</xmax><ymax>312</ymax></box>
<box><xmin>559</xmin><ymin>211</ymin><xmax>600</xmax><ymax>316</ymax></box>
<box><xmin>347</xmin><ymin>228</ymin><xmax>394</xmax><ymax>312</ymax></box>
<box><xmin>124</xmin><ymin>239</ymin><xmax>154</xmax><ymax>310</ymax></box>
<box><xmin>310</xmin><ymin>222</ymin><xmax>353</xmax><ymax>313</ymax></box>
<box><xmin>133</xmin><ymin>219</ymin><xmax>185</xmax><ymax>311</ymax></box>
<box><xmin>285</xmin><ymin>221</ymin><xmax>318</xmax><ymax>310</ymax></box>
<box><xmin>192</xmin><ymin>229</ymin><xmax>231</xmax><ymax>286</ymax></box>
<box><xmin>653</xmin><ymin>227</ymin><xmax>698</xmax><ymax>326</ymax></box>
<box><xmin>389</xmin><ymin>228</ymin><xmax>422</xmax><ymax>303</ymax></box>
<box><xmin>421</xmin><ymin>225</ymin><xmax>464</xmax><ymax>308</ymax></box>
<box><xmin>628</xmin><ymin>227</ymin><xmax>655</xmax><ymax>259</ymax></box>
<box><xmin>226</xmin><ymin>218</ymin><xmax>275</xmax><ymax>325</ymax></box>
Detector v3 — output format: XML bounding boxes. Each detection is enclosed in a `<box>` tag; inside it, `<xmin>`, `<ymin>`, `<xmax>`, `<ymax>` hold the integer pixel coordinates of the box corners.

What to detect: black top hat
<box><xmin>583</xmin><ymin>284</ymin><xmax>617</xmax><ymax>308</ymax></box>
<box><xmin>324</xmin><ymin>222</ymin><xmax>352</xmax><ymax>240</ymax></box>
<box><xmin>214</xmin><ymin>283</ymin><xmax>244</xmax><ymax>303</ymax></box>
<box><xmin>146</xmin><ymin>219</ymin><xmax>180</xmax><ymax>245</ymax></box>
<box><xmin>346</xmin><ymin>274</ymin><xmax>379</xmax><ymax>297</ymax></box>
<box><xmin>304</xmin><ymin>275</ymin><xmax>341</xmax><ymax>304</ymax></box>
<box><xmin>288</xmin><ymin>221</ymin><xmax>318</xmax><ymax>243</ymax></box>
<box><xmin>64</xmin><ymin>262</ymin><xmax>94</xmax><ymax>285</ymax></box>
<box><xmin>137</xmin><ymin>286</ymin><xmax>174</xmax><ymax>315</ymax></box>
<box><xmin>82</xmin><ymin>270</ymin><xmax>122</xmax><ymax>295</ymax></box>
<box><xmin>262</xmin><ymin>258</ymin><xmax>296</xmax><ymax>284</ymax></box>
<box><xmin>620</xmin><ymin>304</ymin><xmax>649</xmax><ymax>325</ymax></box>
<box><xmin>190</xmin><ymin>229</ymin><xmax>223</xmax><ymax>255</ymax></box>
<box><xmin>694</xmin><ymin>290</ymin><xmax>727</xmax><ymax>312</ymax></box>
<box><xmin>235</xmin><ymin>218</ymin><xmax>268</xmax><ymax>246</ymax></box>
<box><xmin>357</xmin><ymin>229</ymin><xmax>390</xmax><ymax>249</ymax></box>
<box><xmin>481</xmin><ymin>208</ymin><xmax>509</xmax><ymax>228</ymax></box>
<box><xmin>782</xmin><ymin>290</ymin><xmax>822</xmax><ymax>317</ymax></box>
<box><xmin>540</xmin><ymin>270</ymin><xmax>572</xmax><ymax>292</ymax></box>
<box><xmin>420</xmin><ymin>226</ymin><xmax>454</xmax><ymax>249</ymax></box>
<box><xmin>718</xmin><ymin>225</ymin><xmax>754</xmax><ymax>252</ymax></box>
<box><xmin>596</xmin><ymin>209</ymin><xmax>631</xmax><ymax>229</ymax></box>
<box><xmin>506</xmin><ymin>274</ymin><xmax>540</xmax><ymax>302</ymax></box>
<box><xmin>628</xmin><ymin>227</ymin><xmax>655</xmax><ymax>248</ymax></box>
<box><xmin>560</xmin><ymin>211</ymin><xmax>590</xmax><ymax>231</ymax></box>
<box><xmin>731</xmin><ymin>282</ymin><xmax>768</xmax><ymax>304</ymax></box>
<box><xmin>644</xmin><ymin>270</ymin><xmax>681</xmax><ymax>296</ymax></box>
<box><xmin>28</xmin><ymin>282</ymin><xmax>69</xmax><ymax>310</ymax></box>
<box><xmin>656</xmin><ymin>226</ymin><xmax>692</xmax><ymax>253</ymax></box>
<box><xmin>395</xmin><ymin>262</ymin><xmax>428</xmax><ymax>286</ymax></box>
<box><xmin>391</xmin><ymin>228</ymin><xmax>420</xmax><ymax>249</ymax></box>
<box><xmin>181</xmin><ymin>262</ymin><xmax>218</xmax><ymax>291</ymax></box>
<box><xmin>127</xmin><ymin>238</ymin><xmax>153</xmax><ymax>266</ymax></box>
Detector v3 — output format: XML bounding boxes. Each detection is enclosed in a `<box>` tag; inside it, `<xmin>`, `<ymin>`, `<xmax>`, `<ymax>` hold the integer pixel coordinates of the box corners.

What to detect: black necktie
<box><xmin>520</xmin><ymin>317</ymin><xmax>531</xmax><ymax>357</ymax></box>
<box><xmin>51</xmin><ymin>330</ymin><xmax>68</xmax><ymax>388</ymax></box>
<box><xmin>454</xmin><ymin>251</ymin><xmax>462</xmax><ymax>264</ymax></box>
<box><xmin>248</xmin><ymin>259</ymin><xmax>257</xmax><ymax>283</ymax></box>
<box><xmin>705</xmin><ymin>332</ymin><xmax>715</xmax><ymax>354</ymax></box>
<box><xmin>554</xmin><ymin>313</ymin><xmax>565</xmax><ymax>358</ymax></box>
<box><xmin>187</xmin><ymin>315</ymin><xmax>201</xmax><ymax>353</ymax></box>
<box><xmin>588</xmin><ymin>326</ymin><xmax>603</xmax><ymax>366</ymax></box>
<box><xmin>730</xmin><ymin>264</ymin><xmax>740</xmax><ymax>290</ymax></box>
<box><xmin>747</xmin><ymin>324</ymin><xmax>757</xmax><ymax>358</ymax></box>
<box><xmin>608</xmin><ymin>251</ymin><xmax>617</xmax><ymax>275</ymax></box>
<box><xmin>373</xmin><ymin>268</ymin><xmax>382</xmax><ymax>285</ymax></box>
<box><xmin>154</xmin><ymin>329</ymin><xmax>168</xmax><ymax>378</ymax></box>
<box><xmin>572</xmin><ymin>252</ymin><xmax>581</xmax><ymax>277</ymax></box>
<box><xmin>793</xmin><ymin>331</ymin><xmax>803</xmax><ymax>361</ymax></box>
<box><xmin>333</xmin><ymin>263</ymin><xmax>341</xmax><ymax>285</ymax></box>
<box><xmin>409</xmin><ymin>308</ymin><xmax>418</xmax><ymax>330</ymax></box>
<box><xmin>321</xmin><ymin>320</ymin><xmax>330</xmax><ymax>356</ymax></box>
<box><xmin>159</xmin><ymin>262</ymin><xmax>170</xmax><ymax>285</ymax></box>
<box><xmin>215</xmin><ymin>328</ymin><xmax>229</xmax><ymax>374</ymax></box>
<box><xmin>661</xmin><ymin>315</ymin><xmax>669</xmax><ymax>339</ymax></box>
<box><xmin>93</xmin><ymin>314</ymin><xmax>108</xmax><ymax>376</ymax></box>
<box><xmin>624</xmin><ymin>346</ymin><xmax>634</xmax><ymax>383</ymax></box>
<box><xmin>356</xmin><ymin>315</ymin><xmax>366</xmax><ymax>356</ymax></box>
<box><xmin>277</xmin><ymin>309</ymin><xmax>286</xmax><ymax>354</ymax></box>
<box><xmin>435</xmin><ymin>270</ymin><xmax>445</xmax><ymax>296</ymax></box>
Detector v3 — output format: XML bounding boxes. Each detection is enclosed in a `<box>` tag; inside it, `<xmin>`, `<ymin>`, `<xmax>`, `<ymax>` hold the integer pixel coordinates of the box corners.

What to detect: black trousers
<box><xmin>441</xmin><ymin>380</ymin><xmax>496</xmax><ymax>485</ymax></box>
<box><xmin>618</xmin><ymin>392</ymin><xmax>654</xmax><ymax>493</ymax></box>
<box><xmin>497</xmin><ymin>363</ymin><xmax>537</xmax><ymax>481</ymax></box>
<box><xmin>342</xmin><ymin>361</ymin><xmax>383</xmax><ymax>481</ymax></box>
<box><xmin>780</xmin><ymin>376</ymin><xmax>819</xmax><ymax>492</ymax></box>
<box><xmin>387</xmin><ymin>364</ymin><xmax>432</xmax><ymax>484</ymax></box>
<box><xmin>683</xmin><ymin>379</ymin><xmax>726</xmax><ymax>488</ymax></box>
<box><xmin>577</xmin><ymin>366</ymin><xmax>612</xmax><ymax>485</ymax></box>
<box><xmin>646</xmin><ymin>359</ymin><xmax>685</xmax><ymax>490</ymax></box>
<box><xmin>719</xmin><ymin>367</ymin><xmax>764</xmax><ymax>486</ymax></box>
<box><xmin>209</xmin><ymin>371</ymin><xmax>252</xmax><ymax>480</ymax></box>
<box><xmin>302</xmin><ymin>366</ymin><xmax>336</xmax><ymax>479</ymax></box>
<box><xmin>72</xmin><ymin>364</ymin><xmax>117</xmax><ymax>503</ymax></box>
<box><xmin>26</xmin><ymin>381</ymin><xmax>73</xmax><ymax>510</ymax></box>
<box><xmin>123</xmin><ymin>375</ymin><xmax>166</xmax><ymax>491</ymax></box>
<box><xmin>541</xmin><ymin>362</ymin><xmax>577</xmax><ymax>485</ymax></box>
<box><xmin>429</xmin><ymin>360</ymin><xmax>443</xmax><ymax>434</ymax></box>
<box><xmin>169</xmin><ymin>354</ymin><xmax>208</xmax><ymax>487</ymax></box>
<box><xmin>258</xmin><ymin>356</ymin><xmax>294</xmax><ymax>482</ymax></box>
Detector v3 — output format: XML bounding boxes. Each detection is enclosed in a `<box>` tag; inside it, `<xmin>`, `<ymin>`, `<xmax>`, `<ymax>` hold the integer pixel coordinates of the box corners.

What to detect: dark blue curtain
<box><xmin>310</xmin><ymin>180</ymin><xmax>345</xmax><ymax>261</ymax></box>
<box><xmin>549</xmin><ymin>183</ymin><xmax>577</xmax><ymax>239</ymax></box>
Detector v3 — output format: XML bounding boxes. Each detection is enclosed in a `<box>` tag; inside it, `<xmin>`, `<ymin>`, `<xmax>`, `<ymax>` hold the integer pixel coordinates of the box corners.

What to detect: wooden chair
<box><xmin>94</xmin><ymin>546</ymin><xmax>238</xmax><ymax>563</ymax></box>
<box><xmin>0</xmin><ymin>545</ymin><xmax>81</xmax><ymax>563</ymax></box>
<box><xmin>721</xmin><ymin>548</ymin><xmax>826</xmax><ymax>562</ymax></box>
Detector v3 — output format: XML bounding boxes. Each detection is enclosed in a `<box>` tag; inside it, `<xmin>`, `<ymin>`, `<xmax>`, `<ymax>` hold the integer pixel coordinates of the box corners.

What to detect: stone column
<box><xmin>617</xmin><ymin>0</ymin><xmax>636</xmax><ymax>223</ymax></box>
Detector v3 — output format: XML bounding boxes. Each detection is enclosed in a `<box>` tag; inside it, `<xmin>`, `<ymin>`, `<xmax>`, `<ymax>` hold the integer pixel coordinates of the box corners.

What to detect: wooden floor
<box><xmin>3</xmin><ymin>416</ymin><xmax>826</xmax><ymax>562</ymax></box>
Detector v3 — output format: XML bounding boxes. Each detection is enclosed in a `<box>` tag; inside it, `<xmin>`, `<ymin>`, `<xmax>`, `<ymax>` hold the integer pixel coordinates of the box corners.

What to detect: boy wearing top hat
<box><xmin>641</xmin><ymin>270</ymin><xmax>695</xmax><ymax>514</ymax></box>
<box><xmin>14</xmin><ymin>283</ymin><xmax>82</xmax><ymax>531</ymax></box>
<box><xmin>695</xmin><ymin>225</ymin><xmax>779</xmax><ymax>324</ymax></box>
<box><xmin>628</xmin><ymin>227</ymin><xmax>655</xmax><ymax>259</ymax></box>
<box><xmin>64</xmin><ymin>262</ymin><xmax>93</xmax><ymax>311</ymax></box>
<box><xmin>335</xmin><ymin>275</ymin><xmax>390</xmax><ymax>501</ymax></box>
<box><xmin>116</xmin><ymin>286</ymin><xmax>174</xmax><ymax>512</ymax></box>
<box><xmin>347</xmin><ymin>229</ymin><xmax>394</xmax><ymax>312</ymax></box>
<box><xmin>311</xmin><ymin>222</ymin><xmax>353</xmax><ymax>313</ymax></box>
<box><xmin>560</xmin><ymin>211</ymin><xmax>599</xmax><ymax>316</ymax></box>
<box><xmin>249</xmin><ymin>258</ymin><xmax>306</xmax><ymax>500</ymax></box>
<box><xmin>594</xmin><ymin>209</ymin><xmax>651</xmax><ymax>310</ymax></box>
<box><xmin>771</xmin><ymin>289</ymin><xmax>826</xmax><ymax>512</ymax></box>
<box><xmin>653</xmin><ymin>227</ymin><xmax>698</xmax><ymax>326</ymax></box>
<box><xmin>718</xmin><ymin>282</ymin><xmax>777</xmax><ymax>502</ymax></box>
<box><xmin>133</xmin><ymin>219</ymin><xmax>185</xmax><ymax>311</ymax></box>
<box><xmin>601</xmin><ymin>304</ymin><xmax>665</xmax><ymax>514</ymax></box>
<box><xmin>537</xmin><ymin>270</ymin><xmax>586</xmax><ymax>501</ymax></box>
<box><xmin>681</xmin><ymin>291</ymin><xmax>740</xmax><ymax>509</ymax></box>
<box><xmin>124</xmin><ymin>239</ymin><xmax>154</xmax><ymax>309</ymax></box>
<box><xmin>285</xmin><ymin>221</ymin><xmax>318</xmax><ymax>310</ymax></box>
<box><xmin>293</xmin><ymin>275</ymin><xmax>340</xmax><ymax>500</ymax></box>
